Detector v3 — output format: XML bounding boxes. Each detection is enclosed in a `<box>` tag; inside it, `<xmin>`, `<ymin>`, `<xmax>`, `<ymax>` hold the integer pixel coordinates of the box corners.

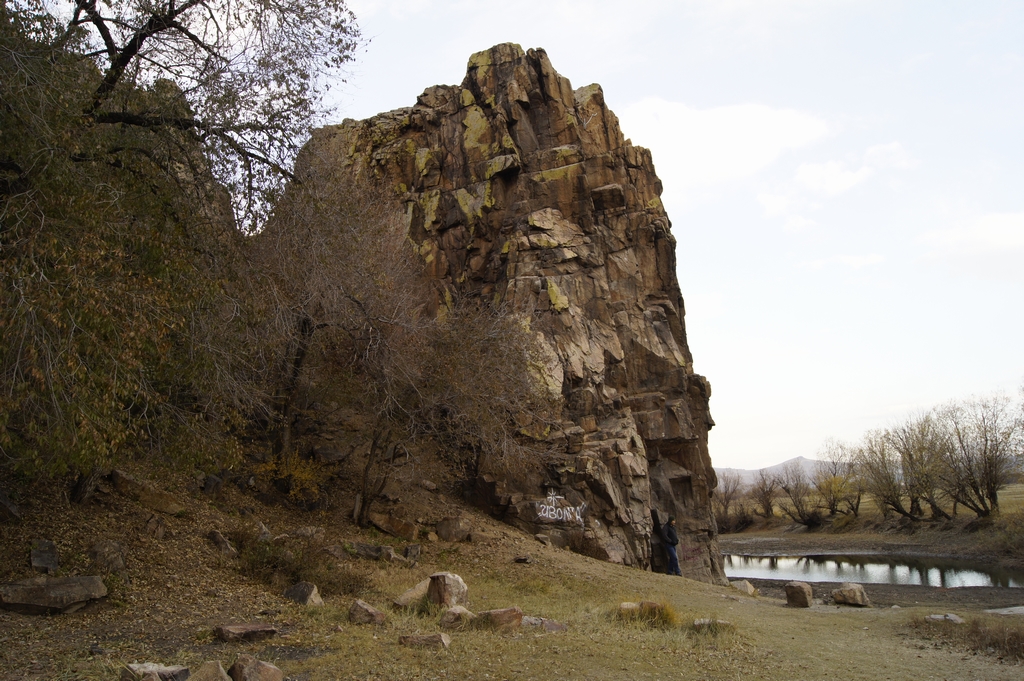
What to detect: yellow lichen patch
<box><xmin>419</xmin><ymin>190</ymin><xmax>440</xmax><ymax>231</ymax></box>
<box><xmin>647</xmin><ymin>197</ymin><xmax>662</xmax><ymax>209</ymax></box>
<box><xmin>416</xmin><ymin>148</ymin><xmax>434</xmax><ymax>175</ymax></box>
<box><xmin>460</xmin><ymin>88</ymin><xmax>476</xmax><ymax>108</ymax></box>
<box><xmin>501</xmin><ymin>240</ymin><xmax>511</xmax><ymax>255</ymax></box>
<box><xmin>485</xmin><ymin>154</ymin><xmax>519</xmax><ymax>179</ymax></box>
<box><xmin>531</xmin><ymin>163</ymin><xmax>583</xmax><ymax>183</ymax></box>
<box><xmin>462</xmin><ymin>106</ymin><xmax>498</xmax><ymax>157</ymax></box>
<box><xmin>547</xmin><ymin>279</ymin><xmax>570</xmax><ymax>311</ymax></box>
<box><xmin>530</xmin><ymin>233</ymin><xmax>560</xmax><ymax>249</ymax></box>
<box><xmin>454</xmin><ymin>182</ymin><xmax>493</xmax><ymax>222</ymax></box>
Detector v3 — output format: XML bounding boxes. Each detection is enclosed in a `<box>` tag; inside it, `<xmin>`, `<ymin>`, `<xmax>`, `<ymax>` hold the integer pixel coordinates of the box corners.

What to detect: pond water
<box><xmin>724</xmin><ymin>554</ymin><xmax>1024</xmax><ymax>588</ymax></box>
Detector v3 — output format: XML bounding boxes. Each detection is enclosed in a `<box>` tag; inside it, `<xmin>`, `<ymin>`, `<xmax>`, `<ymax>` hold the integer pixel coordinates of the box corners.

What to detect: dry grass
<box><xmin>912</xmin><ymin>615</ymin><xmax>1024</xmax><ymax>663</ymax></box>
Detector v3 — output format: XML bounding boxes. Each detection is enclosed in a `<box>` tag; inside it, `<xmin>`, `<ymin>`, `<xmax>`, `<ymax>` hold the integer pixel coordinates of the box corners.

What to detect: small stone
<box><xmin>292</xmin><ymin>526</ymin><xmax>324</xmax><ymax>540</ymax></box>
<box><xmin>88</xmin><ymin>539</ymin><xmax>125</xmax><ymax>574</ymax></box>
<box><xmin>945</xmin><ymin>613</ymin><xmax>965</xmax><ymax>624</ymax></box>
<box><xmin>474</xmin><ymin>606</ymin><xmax>523</xmax><ymax>630</ymax></box>
<box><xmin>542</xmin><ymin>618</ymin><xmax>568</xmax><ymax>633</ymax></box>
<box><xmin>428</xmin><ymin>572</ymin><xmax>469</xmax><ymax>607</ymax></box>
<box><xmin>30</xmin><ymin>539</ymin><xmax>59</xmax><ymax>574</ymax></box>
<box><xmin>202</xmin><ymin>475</ymin><xmax>223</xmax><ymax>497</ymax></box>
<box><xmin>256</xmin><ymin>522</ymin><xmax>272</xmax><ymax>542</ymax></box>
<box><xmin>730</xmin><ymin>579</ymin><xmax>757</xmax><ymax>596</ymax></box>
<box><xmin>398</xmin><ymin>633</ymin><xmax>450</xmax><ymax>649</ymax></box>
<box><xmin>403</xmin><ymin>544</ymin><xmax>421</xmax><ymax>562</ymax></box>
<box><xmin>785</xmin><ymin>581</ymin><xmax>813</xmax><ymax>608</ymax></box>
<box><xmin>831</xmin><ymin>582</ymin><xmax>870</xmax><ymax>607</ymax></box>
<box><xmin>468</xmin><ymin>530</ymin><xmax>497</xmax><ymax>543</ymax></box>
<box><xmin>323</xmin><ymin>545</ymin><xmax>350</xmax><ymax>561</ymax></box>
<box><xmin>227</xmin><ymin>654</ymin><xmax>284</xmax><ymax>681</ymax></box>
<box><xmin>891</xmin><ymin>604</ymin><xmax>901</xmax><ymax>609</ymax></box>
<box><xmin>513</xmin><ymin>555</ymin><xmax>533</xmax><ymax>564</ymax></box>
<box><xmin>693</xmin><ymin>618</ymin><xmax>732</xmax><ymax>631</ymax></box>
<box><xmin>213</xmin><ymin>623</ymin><xmax>278</xmax><ymax>642</ymax></box>
<box><xmin>393</xmin><ymin>578</ymin><xmax>431</xmax><ymax>609</ymax></box>
<box><xmin>208</xmin><ymin>530</ymin><xmax>238</xmax><ymax>558</ymax></box>
<box><xmin>145</xmin><ymin>514</ymin><xmax>166</xmax><ymax>540</ymax></box>
<box><xmin>349</xmin><ymin>599</ymin><xmax>386</xmax><ymax>625</ymax></box>
<box><xmin>534</xmin><ymin>533</ymin><xmax>551</xmax><ymax>546</ymax></box>
<box><xmin>420</xmin><ymin>480</ymin><xmax>437</xmax><ymax>492</ymax></box>
<box><xmin>435</xmin><ymin>516</ymin><xmax>472</xmax><ymax>542</ymax></box>
<box><xmin>521</xmin><ymin>615</ymin><xmax>543</xmax><ymax>627</ymax></box>
<box><xmin>368</xmin><ymin>512</ymin><xmax>418</xmax><ymax>541</ymax></box>
<box><xmin>89</xmin><ymin>643</ymin><xmax>107</xmax><ymax>655</ymax></box>
<box><xmin>426</xmin><ymin>532</ymin><xmax>439</xmax><ymax>542</ymax></box>
<box><xmin>439</xmin><ymin>605</ymin><xmax>475</xmax><ymax>629</ymax></box>
<box><xmin>283</xmin><ymin>581</ymin><xmax>323</xmax><ymax>606</ymax></box>
<box><xmin>190</xmin><ymin>661</ymin><xmax>231</xmax><ymax>681</ymax></box>
<box><xmin>121</xmin><ymin>663</ymin><xmax>189</xmax><ymax>681</ymax></box>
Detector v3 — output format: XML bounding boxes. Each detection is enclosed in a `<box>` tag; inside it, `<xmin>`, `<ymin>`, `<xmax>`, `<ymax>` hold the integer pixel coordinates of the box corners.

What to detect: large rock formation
<box><xmin>300</xmin><ymin>44</ymin><xmax>726</xmax><ymax>583</ymax></box>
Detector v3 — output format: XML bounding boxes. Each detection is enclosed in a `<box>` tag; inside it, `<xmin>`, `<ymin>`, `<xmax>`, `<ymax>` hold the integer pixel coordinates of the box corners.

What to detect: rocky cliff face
<box><xmin>300</xmin><ymin>43</ymin><xmax>726</xmax><ymax>584</ymax></box>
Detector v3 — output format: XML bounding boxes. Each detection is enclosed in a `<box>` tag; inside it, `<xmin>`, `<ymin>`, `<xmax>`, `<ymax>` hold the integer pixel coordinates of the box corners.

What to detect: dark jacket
<box><xmin>662</xmin><ymin>522</ymin><xmax>678</xmax><ymax>546</ymax></box>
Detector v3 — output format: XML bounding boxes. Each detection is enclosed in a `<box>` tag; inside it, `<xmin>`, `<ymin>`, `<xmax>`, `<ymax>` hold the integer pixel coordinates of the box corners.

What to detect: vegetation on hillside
<box><xmin>1</xmin><ymin>1</ymin><xmax>556</xmax><ymax>509</ymax></box>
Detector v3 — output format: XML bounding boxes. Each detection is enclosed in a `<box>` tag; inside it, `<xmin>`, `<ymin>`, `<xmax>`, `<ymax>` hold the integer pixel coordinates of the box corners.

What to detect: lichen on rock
<box><xmin>298</xmin><ymin>43</ymin><xmax>726</xmax><ymax>584</ymax></box>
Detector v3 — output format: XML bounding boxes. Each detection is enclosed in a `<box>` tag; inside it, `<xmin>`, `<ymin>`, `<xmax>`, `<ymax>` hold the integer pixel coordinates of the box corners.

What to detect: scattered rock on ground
<box><xmin>393</xmin><ymin>578</ymin><xmax>431</xmax><ymax>609</ymax></box>
<box><xmin>0</xmin><ymin>575</ymin><xmax>107</xmax><ymax>614</ymax></box>
<box><xmin>256</xmin><ymin>522</ymin><xmax>272</xmax><ymax>542</ymax></box>
<box><xmin>474</xmin><ymin>606</ymin><xmax>524</xmax><ymax>630</ymax></box>
<box><xmin>111</xmin><ymin>470</ymin><xmax>184</xmax><ymax>515</ymax></box>
<box><xmin>785</xmin><ymin>581</ymin><xmax>813</xmax><ymax>608</ymax></box>
<box><xmin>202</xmin><ymin>475</ymin><xmax>223</xmax><ymax>497</ymax></box>
<box><xmin>292</xmin><ymin>526</ymin><xmax>324</xmax><ymax>540</ymax></box>
<box><xmin>428</xmin><ymin>572</ymin><xmax>469</xmax><ymax>607</ymax></box>
<box><xmin>120</xmin><ymin>663</ymin><xmax>189</xmax><ymax>681</ymax></box>
<box><xmin>370</xmin><ymin>512</ymin><xmax>417</xmax><ymax>540</ymax></box>
<box><xmin>30</xmin><ymin>539</ymin><xmax>59</xmax><ymax>574</ymax></box>
<box><xmin>831</xmin><ymin>582</ymin><xmax>871</xmax><ymax>607</ymax></box>
<box><xmin>439</xmin><ymin>605</ymin><xmax>475</xmax><ymax>629</ymax></box>
<box><xmin>426</xmin><ymin>532</ymin><xmax>439</xmax><ymax>542</ymax></box>
<box><xmin>283</xmin><ymin>581</ymin><xmax>323</xmax><ymax>606</ymax></box>
<box><xmin>190</xmin><ymin>661</ymin><xmax>231</xmax><ymax>681</ymax></box>
<box><xmin>534</xmin><ymin>533</ymin><xmax>551</xmax><ymax>546</ymax></box>
<box><xmin>349</xmin><ymin>599</ymin><xmax>386</xmax><ymax>625</ymax></box>
<box><xmin>513</xmin><ymin>555</ymin><xmax>533</xmax><ymax>564</ymax></box>
<box><xmin>208</xmin><ymin>530</ymin><xmax>238</xmax><ymax>558</ymax></box>
<box><xmin>435</xmin><ymin>516</ymin><xmax>472</xmax><ymax>542</ymax></box>
<box><xmin>521</xmin><ymin>615</ymin><xmax>567</xmax><ymax>632</ymax></box>
<box><xmin>926</xmin><ymin>613</ymin><xmax>966</xmax><ymax>624</ymax></box>
<box><xmin>398</xmin><ymin>633</ymin><xmax>451</xmax><ymax>649</ymax></box>
<box><xmin>322</xmin><ymin>545</ymin><xmax>350</xmax><ymax>561</ymax></box>
<box><xmin>468</xmin><ymin>530</ymin><xmax>497</xmax><ymax>543</ymax></box>
<box><xmin>420</xmin><ymin>480</ymin><xmax>437</xmax><ymax>491</ymax></box>
<box><xmin>403</xmin><ymin>544</ymin><xmax>421</xmax><ymax>562</ymax></box>
<box><xmin>88</xmin><ymin>539</ymin><xmax>126</xmax><ymax>574</ymax></box>
<box><xmin>228</xmin><ymin>654</ymin><xmax>284</xmax><ymax>681</ymax></box>
<box><xmin>213</xmin><ymin>623</ymin><xmax>278</xmax><ymax>642</ymax></box>
<box><xmin>730</xmin><ymin>579</ymin><xmax>757</xmax><ymax>596</ymax></box>
<box><xmin>693</xmin><ymin>618</ymin><xmax>732</xmax><ymax>631</ymax></box>
<box><xmin>145</xmin><ymin>513</ymin><xmax>167</xmax><ymax>540</ymax></box>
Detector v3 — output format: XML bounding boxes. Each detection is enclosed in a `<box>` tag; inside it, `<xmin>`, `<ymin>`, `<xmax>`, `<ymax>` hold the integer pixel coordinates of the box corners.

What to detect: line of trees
<box><xmin>713</xmin><ymin>391</ymin><xmax>1024</xmax><ymax>531</ymax></box>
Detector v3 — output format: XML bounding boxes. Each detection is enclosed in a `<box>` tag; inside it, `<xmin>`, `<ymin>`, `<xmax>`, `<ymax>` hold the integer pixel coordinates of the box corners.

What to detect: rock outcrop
<box><xmin>300</xmin><ymin>43</ymin><xmax>725</xmax><ymax>583</ymax></box>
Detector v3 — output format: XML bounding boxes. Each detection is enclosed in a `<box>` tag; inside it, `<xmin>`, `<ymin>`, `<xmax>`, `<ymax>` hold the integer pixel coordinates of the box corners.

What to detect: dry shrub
<box><xmin>985</xmin><ymin>511</ymin><xmax>1024</xmax><ymax>559</ymax></box>
<box><xmin>615</xmin><ymin>600</ymin><xmax>680</xmax><ymax>629</ymax></box>
<box><xmin>691</xmin><ymin>616</ymin><xmax>737</xmax><ymax>637</ymax></box>
<box><xmin>915</xmin><ymin>615</ymin><xmax>1024</xmax><ymax>662</ymax></box>
<box><xmin>229</xmin><ymin>526</ymin><xmax>370</xmax><ymax>597</ymax></box>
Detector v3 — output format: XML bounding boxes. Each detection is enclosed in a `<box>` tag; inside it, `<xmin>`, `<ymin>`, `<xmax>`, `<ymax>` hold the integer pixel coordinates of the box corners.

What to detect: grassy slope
<box><xmin>1</xmin><ymin>469</ymin><xmax>1022</xmax><ymax>680</ymax></box>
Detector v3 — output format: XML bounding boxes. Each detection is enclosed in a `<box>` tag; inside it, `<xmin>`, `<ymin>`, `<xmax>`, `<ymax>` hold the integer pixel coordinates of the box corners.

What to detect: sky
<box><xmin>333</xmin><ymin>0</ymin><xmax>1024</xmax><ymax>469</ymax></box>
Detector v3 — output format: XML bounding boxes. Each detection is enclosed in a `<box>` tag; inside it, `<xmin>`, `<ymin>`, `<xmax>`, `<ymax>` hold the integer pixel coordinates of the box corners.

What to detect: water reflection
<box><xmin>723</xmin><ymin>554</ymin><xmax>1024</xmax><ymax>588</ymax></box>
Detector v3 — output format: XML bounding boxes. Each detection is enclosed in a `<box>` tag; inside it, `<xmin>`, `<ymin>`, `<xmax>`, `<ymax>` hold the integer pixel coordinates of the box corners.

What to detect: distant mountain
<box><xmin>714</xmin><ymin>456</ymin><xmax>819</xmax><ymax>486</ymax></box>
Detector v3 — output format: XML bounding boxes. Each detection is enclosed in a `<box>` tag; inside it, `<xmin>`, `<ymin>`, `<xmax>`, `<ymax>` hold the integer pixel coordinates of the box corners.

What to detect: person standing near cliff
<box><xmin>663</xmin><ymin>516</ymin><xmax>681</xmax><ymax>576</ymax></box>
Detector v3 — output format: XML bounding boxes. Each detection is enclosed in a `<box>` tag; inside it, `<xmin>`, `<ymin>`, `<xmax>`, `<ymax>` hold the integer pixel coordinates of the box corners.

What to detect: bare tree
<box><xmin>712</xmin><ymin>469</ymin><xmax>745</xmax><ymax>532</ymax></box>
<box><xmin>776</xmin><ymin>461</ymin><xmax>822</xmax><ymax>528</ymax></box>
<box><xmin>857</xmin><ymin>429</ymin><xmax>916</xmax><ymax>520</ymax></box>
<box><xmin>814</xmin><ymin>439</ymin><xmax>852</xmax><ymax>516</ymax></box>
<box><xmin>886</xmin><ymin>412</ymin><xmax>950</xmax><ymax>520</ymax></box>
<box><xmin>748</xmin><ymin>469</ymin><xmax>778</xmax><ymax>518</ymax></box>
<box><xmin>934</xmin><ymin>394</ymin><xmax>1023</xmax><ymax>517</ymax></box>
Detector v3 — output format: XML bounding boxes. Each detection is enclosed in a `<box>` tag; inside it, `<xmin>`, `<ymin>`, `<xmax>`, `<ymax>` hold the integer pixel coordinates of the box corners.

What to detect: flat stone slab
<box><xmin>398</xmin><ymin>633</ymin><xmax>451</xmax><ymax>649</ymax></box>
<box><xmin>0</xmin><ymin>575</ymin><xmax>107</xmax><ymax>614</ymax></box>
<box><xmin>121</xmin><ymin>663</ymin><xmax>189</xmax><ymax>681</ymax></box>
<box><xmin>984</xmin><ymin>606</ymin><xmax>1024</xmax><ymax>615</ymax></box>
<box><xmin>213</xmin><ymin>622</ymin><xmax>279</xmax><ymax>642</ymax></box>
<box><xmin>394</xmin><ymin>578</ymin><xmax>430</xmax><ymax>609</ymax></box>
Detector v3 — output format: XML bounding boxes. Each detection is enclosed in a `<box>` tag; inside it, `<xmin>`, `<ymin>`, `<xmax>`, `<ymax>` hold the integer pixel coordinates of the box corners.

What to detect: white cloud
<box><xmin>801</xmin><ymin>253</ymin><xmax>885</xmax><ymax>270</ymax></box>
<box><xmin>795</xmin><ymin>160</ymin><xmax>873</xmax><ymax>196</ymax></box>
<box><xmin>923</xmin><ymin>213</ymin><xmax>1024</xmax><ymax>255</ymax></box>
<box><xmin>619</xmin><ymin>98</ymin><xmax>829</xmax><ymax>192</ymax></box>
<box><xmin>863</xmin><ymin>142</ymin><xmax>917</xmax><ymax>170</ymax></box>
<box><xmin>783</xmin><ymin>215</ymin><xmax>818</xmax><ymax>233</ymax></box>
